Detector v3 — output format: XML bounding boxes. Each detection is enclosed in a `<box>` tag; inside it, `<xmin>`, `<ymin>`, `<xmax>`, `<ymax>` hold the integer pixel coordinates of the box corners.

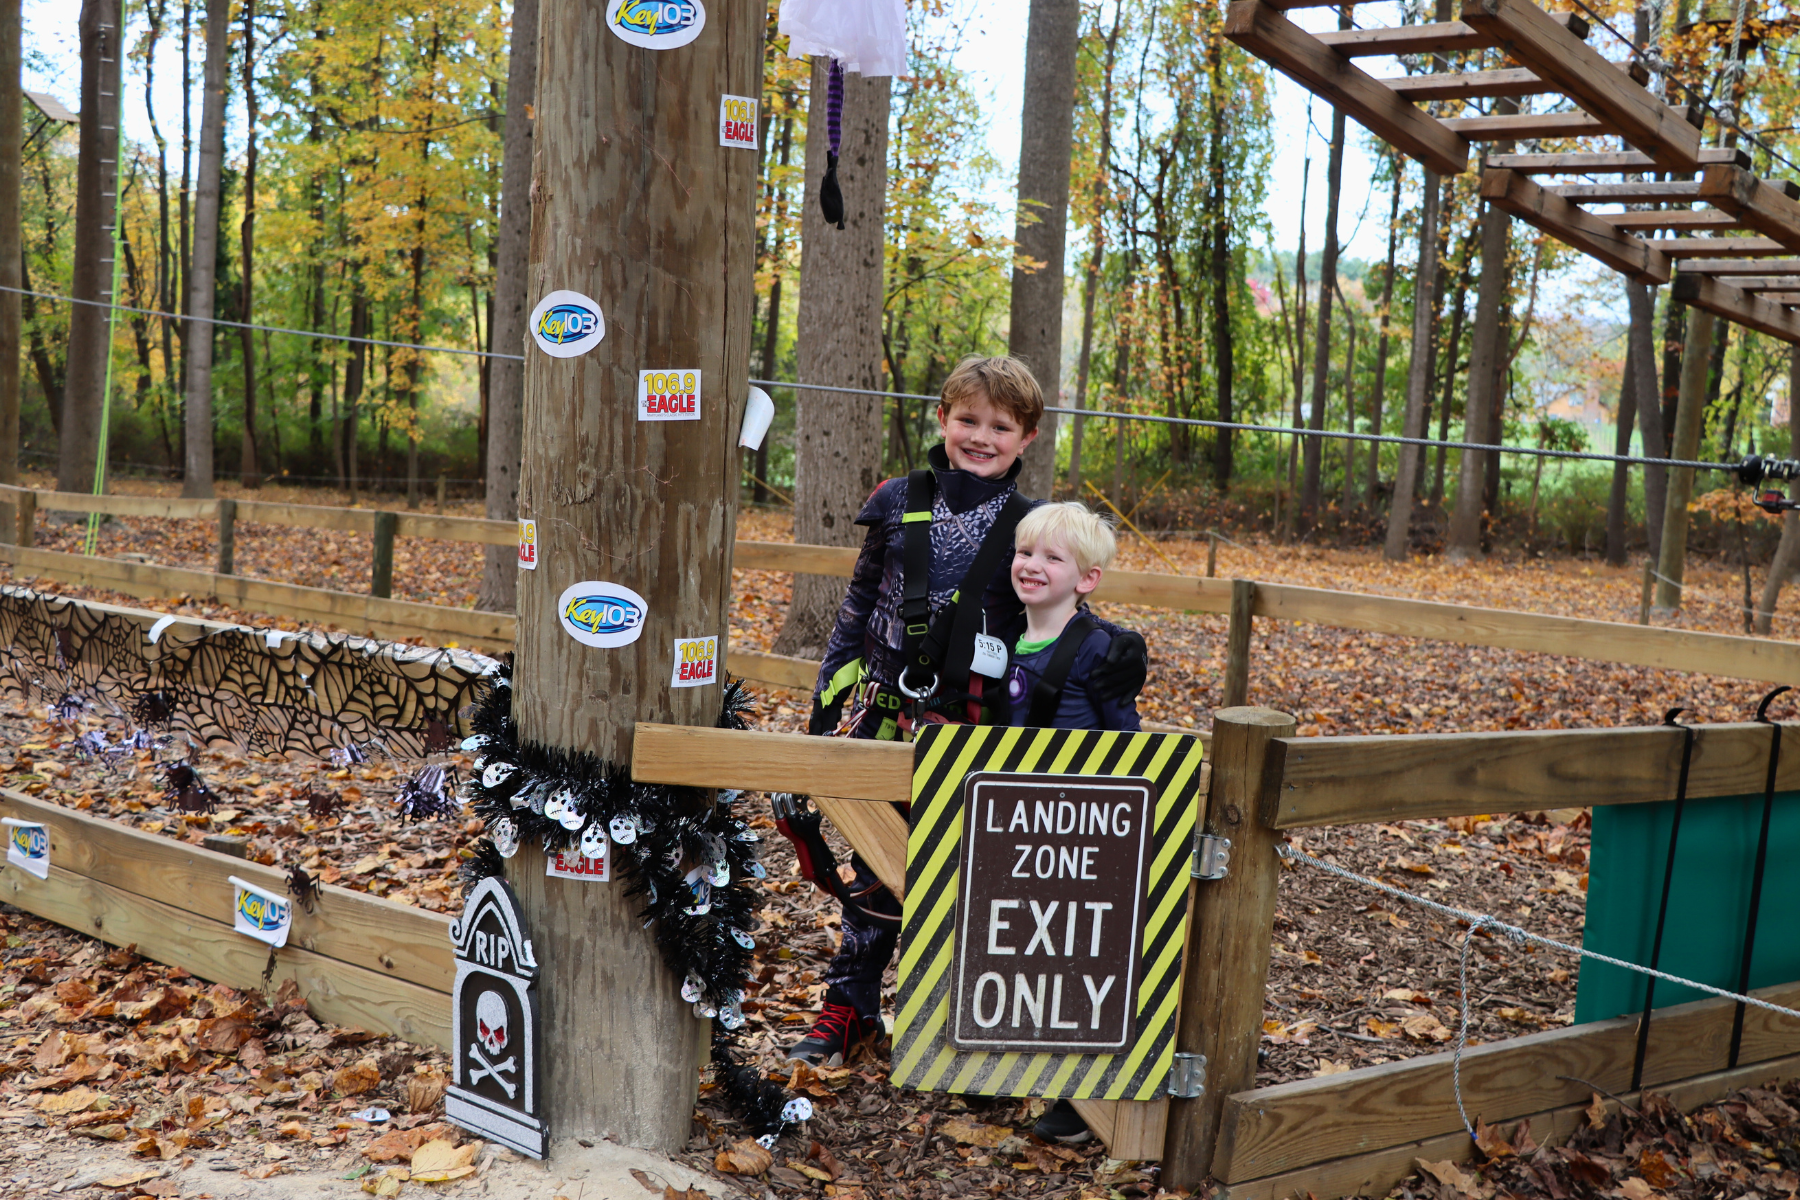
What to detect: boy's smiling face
<box><xmin>938</xmin><ymin>391</ymin><xmax>1037</xmax><ymax>479</ymax></box>
<box><xmin>1011</xmin><ymin>534</ymin><xmax>1102</xmax><ymax>612</ymax></box>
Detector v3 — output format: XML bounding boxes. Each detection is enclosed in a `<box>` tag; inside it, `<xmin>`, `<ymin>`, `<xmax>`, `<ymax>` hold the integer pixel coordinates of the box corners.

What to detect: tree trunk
<box><xmin>1653</xmin><ymin>306</ymin><xmax>1716</xmax><ymax>613</ymax></box>
<box><xmin>752</xmin><ymin>113</ymin><xmax>794</xmax><ymax>506</ymax></box>
<box><xmin>238</xmin><ymin>0</ymin><xmax>260</xmax><ymax>489</ymax></box>
<box><xmin>1429</xmin><ymin>230</ymin><xmax>1474</xmax><ymax>507</ymax></box>
<box><xmin>771</xmin><ymin>62</ymin><xmax>890</xmax><ymax>660</ymax></box>
<box><xmin>511</xmin><ymin>0</ymin><xmax>754</xmax><ymax>1150</ymax></box>
<box><xmin>1285</xmin><ymin>158</ymin><xmax>1308</xmax><ymax>534</ymax></box>
<box><xmin>1069</xmin><ymin>5</ymin><xmax>1124</xmax><ymax>498</ymax></box>
<box><xmin>1634</xmin><ymin>285</ymin><xmax>1667</xmax><ymax>555</ymax></box>
<box><xmin>1383</xmin><ymin>169</ymin><xmax>1441</xmax><ymax>560</ymax></box>
<box><xmin>475</xmin><ymin>0</ymin><xmax>537</xmax><ymax>613</ymax></box>
<box><xmin>1446</xmin><ymin>114</ymin><xmax>1515</xmax><ymax>560</ymax></box>
<box><xmin>1604</xmin><ymin>328</ymin><xmax>1639</xmax><ymax>565</ymax></box>
<box><xmin>1367</xmin><ymin>158</ymin><xmax>1401</xmax><ymax>508</ymax></box>
<box><xmin>1299</xmin><ymin>18</ymin><xmax>1348</xmax><ymax>530</ymax></box>
<box><xmin>181</xmin><ymin>0</ymin><xmax>228</xmax><ymax>500</ymax></box>
<box><xmin>1754</xmin><ymin>346</ymin><xmax>1800</xmax><ymax>634</ymax></box>
<box><xmin>1207</xmin><ymin>11</ymin><xmax>1234</xmax><ymax>492</ymax></box>
<box><xmin>61</xmin><ymin>0</ymin><xmax>123</xmax><ymax>493</ymax></box>
<box><xmin>0</xmin><ymin>0</ymin><xmax>19</xmax><ymax>510</ymax></box>
<box><xmin>1009</xmin><ymin>0</ymin><xmax>1081</xmax><ymax>500</ymax></box>
<box><xmin>1338</xmin><ymin>284</ymin><xmax>1356</xmax><ymax>511</ymax></box>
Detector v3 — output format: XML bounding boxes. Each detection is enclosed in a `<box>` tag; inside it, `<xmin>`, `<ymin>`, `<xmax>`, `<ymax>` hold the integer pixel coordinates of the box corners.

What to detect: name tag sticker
<box><xmin>970</xmin><ymin>633</ymin><xmax>1007</xmax><ymax>679</ymax></box>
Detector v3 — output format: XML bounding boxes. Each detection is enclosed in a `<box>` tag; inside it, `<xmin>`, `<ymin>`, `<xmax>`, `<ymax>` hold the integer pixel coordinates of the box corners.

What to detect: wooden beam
<box><xmin>1757</xmin><ymin>292</ymin><xmax>1800</xmax><ymax>305</ymax></box>
<box><xmin>1163</xmin><ymin>708</ymin><xmax>1292</xmax><ymax>1190</ymax></box>
<box><xmin>732</xmin><ymin>539</ymin><xmax>859</xmax><ymax>577</ymax></box>
<box><xmin>630</xmin><ymin>723</ymin><xmax>912</xmax><ymax>803</ymax></box>
<box><xmin>1214</xmin><ymin>979</ymin><xmax>1800</xmax><ymax>1182</ymax></box>
<box><xmin>1461</xmin><ymin>0</ymin><xmax>1699</xmax><ymax>169</ymax></box>
<box><xmin>1716</xmin><ymin>274</ymin><xmax>1800</xmax><ymax>291</ymax></box>
<box><xmin>1606</xmin><ymin>209</ymin><xmax>1743</xmax><ymax>232</ymax></box>
<box><xmin>1676</xmin><ymin>256</ymin><xmax>1800</xmax><ymax>275</ymax></box>
<box><xmin>0</xmin><ymin>484</ymin><xmax>218</xmax><ymax>520</ymax></box>
<box><xmin>1647</xmin><ymin>236</ymin><xmax>1791</xmax><ymax>257</ymax></box>
<box><xmin>1441</xmin><ymin>110</ymin><xmax>1609</xmax><ymax>139</ymax></box>
<box><xmin>811</xmin><ymin>795</ymin><xmax>908</xmax><ymax>899</ymax></box>
<box><xmin>1697</xmin><ymin>163</ymin><xmax>1800</xmax><ymax>252</ymax></box>
<box><xmin>1550</xmin><ymin>180</ymin><xmax>1702</xmax><ymax>202</ymax></box>
<box><xmin>1480</xmin><ymin>168</ymin><xmax>1670</xmax><ymax>284</ymax></box>
<box><xmin>1218</xmin><ymin>1049</ymin><xmax>1800</xmax><ymax>1200</ymax></box>
<box><xmin>1314</xmin><ymin>11</ymin><xmax>1585</xmax><ymax>56</ymax></box>
<box><xmin>1671</xmin><ymin>272</ymin><xmax>1800</xmax><ymax>345</ymax></box>
<box><xmin>0</xmin><ymin>855</ymin><xmax>451</xmax><ymax>1049</ymax></box>
<box><xmin>1224</xmin><ymin>0</ymin><xmax>1469</xmax><ymax>177</ymax></box>
<box><xmin>1488</xmin><ymin>146</ymin><xmax>1749</xmax><ymax>173</ymax></box>
<box><xmin>0</xmin><ymin>789</ymin><xmax>455</xmax><ymax>990</ymax></box>
<box><xmin>1381</xmin><ymin>66</ymin><xmax>1553</xmax><ymax>101</ymax></box>
<box><xmin>1265</xmin><ymin>721</ymin><xmax>1800</xmax><ymax>829</ymax></box>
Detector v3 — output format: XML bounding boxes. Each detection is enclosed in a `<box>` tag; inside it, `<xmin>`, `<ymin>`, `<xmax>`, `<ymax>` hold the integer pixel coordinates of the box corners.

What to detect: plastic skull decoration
<box><xmin>557</xmin><ymin>798</ymin><xmax>586</xmax><ymax>831</ymax></box>
<box><xmin>475</xmin><ymin>989</ymin><xmax>509</xmax><ymax>1056</ymax></box>
<box><xmin>491</xmin><ymin>817</ymin><xmax>520</xmax><ymax>858</ymax></box>
<box><xmin>542</xmin><ymin>793</ymin><xmax>567</xmax><ymax>822</ymax></box>
<box><xmin>681</xmin><ymin>972</ymin><xmax>704</xmax><ymax>1004</ymax></box>
<box><xmin>781</xmin><ymin>1097</ymin><xmax>814</xmax><ymax>1124</ymax></box>
<box><xmin>580</xmin><ymin>822</ymin><xmax>608</xmax><ymax>858</ymax></box>
<box><xmin>481</xmin><ymin>761</ymin><xmax>515</xmax><ymax>789</ymax></box>
<box><xmin>461</xmin><ymin>734</ymin><xmax>489</xmax><ymax>753</ymax></box>
<box><xmin>608</xmin><ymin>815</ymin><xmax>638</xmax><ymax>845</ymax></box>
<box><xmin>730</xmin><ymin>928</ymin><xmax>755</xmax><ymax>950</ymax></box>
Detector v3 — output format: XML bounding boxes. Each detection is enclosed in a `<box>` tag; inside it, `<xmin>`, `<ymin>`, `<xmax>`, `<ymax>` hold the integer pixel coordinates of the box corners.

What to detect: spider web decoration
<box><xmin>0</xmin><ymin>586</ymin><xmax>502</xmax><ymax>759</ymax></box>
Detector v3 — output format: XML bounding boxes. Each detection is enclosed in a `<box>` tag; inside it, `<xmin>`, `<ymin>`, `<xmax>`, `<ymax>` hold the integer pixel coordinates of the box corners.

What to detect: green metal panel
<box><xmin>1574</xmin><ymin>791</ymin><xmax>1800</xmax><ymax>1025</ymax></box>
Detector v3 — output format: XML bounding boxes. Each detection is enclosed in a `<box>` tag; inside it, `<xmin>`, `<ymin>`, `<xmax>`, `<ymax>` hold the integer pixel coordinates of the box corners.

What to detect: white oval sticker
<box><xmin>605</xmin><ymin>0</ymin><xmax>706</xmax><ymax>48</ymax></box>
<box><xmin>529</xmin><ymin>289</ymin><xmax>606</xmax><ymax>358</ymax></box>
<box><xmin>557</xmin><ymin>580</ymin><xmax>649</xmax><ymax>648</ymax></box>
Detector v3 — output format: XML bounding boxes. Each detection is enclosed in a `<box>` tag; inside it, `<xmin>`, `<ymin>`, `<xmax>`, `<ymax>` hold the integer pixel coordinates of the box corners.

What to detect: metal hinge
<box><xmin>1191</xmin><ymin>833</ymin><xmax>1231</xmax><ymax>880</ymax></box>
<box><xmin>1169</xmin><ymin>1052</ymin><xmax>1207</xmax><ymax>1099</ymax></box>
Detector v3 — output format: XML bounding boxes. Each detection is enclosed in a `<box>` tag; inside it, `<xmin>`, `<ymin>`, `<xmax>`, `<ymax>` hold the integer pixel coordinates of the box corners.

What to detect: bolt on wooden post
<box><xmin>510</xmin><ymin>0</ymin><xmax>758</xmax><ymax>1153</ymax></box>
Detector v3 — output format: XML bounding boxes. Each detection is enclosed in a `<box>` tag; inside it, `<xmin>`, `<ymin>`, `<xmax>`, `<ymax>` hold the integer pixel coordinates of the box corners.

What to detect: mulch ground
<box><xmin>2</xmin><ymin>480</ymin><xmax>1796</xmax><ymax>1197</ymax></box>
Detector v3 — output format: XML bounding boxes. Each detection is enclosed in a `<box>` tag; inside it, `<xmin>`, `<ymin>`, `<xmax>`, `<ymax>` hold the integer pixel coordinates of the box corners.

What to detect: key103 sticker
<box><xmin>3</xmin><ymin>819</ymin><xmax>48</xmax><ymax>880</ymax></box>
<box><xmin>528</xmin><ymin>290</ymin><xmax>605</xmax><ymax>359</ymax></box>
<box><xmin>556</xmin><ymin>581</ymin><xmax>648</xmax><ymax>648</ymax></box>
<box><xmin>517</xmin><ymin>519</ymin><xmax>538</xmax><ymax>570</ymax></box>
<box><xmin>230</xmin><ymin>876</ymin><xmax>293</xmax><ymax>948</ymax></box>
<box><xmin>719</xmin><ymin>95</ymin><xmax>757</xmax><ymax>148</ymax></box>
<box><xmin>671</xmin><ymin>636</ymin><xmax>718</xmax><ymax>688</ymax></box>
<box><xmin>639</xmin><ymin>370</ymin><xmax>700</xmax><ymax>422</ymax></box>
<box><xmin>606</xmin><ymin>0</ymin><xmax>705</xmax><ymax>48</ymax></box>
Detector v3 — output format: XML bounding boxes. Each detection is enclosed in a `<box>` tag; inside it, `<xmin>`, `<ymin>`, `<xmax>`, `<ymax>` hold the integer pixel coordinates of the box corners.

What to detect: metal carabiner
<box><xmin>897</xmin><ymin>665</ymin><xmax>939</xmax><ymax>700</ymax></box>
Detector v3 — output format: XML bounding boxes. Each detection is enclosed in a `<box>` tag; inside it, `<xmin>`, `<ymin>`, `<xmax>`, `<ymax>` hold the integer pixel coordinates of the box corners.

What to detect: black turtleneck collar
<box><xmin>927</xmin><ymin>442</ymin><xmax>1023</xmax><ymax>515</ymax></box>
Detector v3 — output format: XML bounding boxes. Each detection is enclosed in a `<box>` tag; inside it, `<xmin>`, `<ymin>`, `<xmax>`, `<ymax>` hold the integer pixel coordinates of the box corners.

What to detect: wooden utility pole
<box><xmin>511</xmin><ymin>0</ymin><xmax>757</xmax><ymax>1152</ymax></box>
<box><xmin>0</xmin><ymin>0</ymin><xmax>20</xmax><ymax>535</ymax></box>
<box><xmin>60</xmin><ymin>0</ymin><xmax>123</xmax><ymax>494</ymax></box>
<box><xmin>1653</xmin><ymin>306</ymin><xmax>1716</xmax><ymax>615</ymax></box>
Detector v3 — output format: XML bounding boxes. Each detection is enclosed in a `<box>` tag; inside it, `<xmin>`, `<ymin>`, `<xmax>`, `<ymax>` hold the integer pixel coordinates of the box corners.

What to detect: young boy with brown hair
<box><xmin>779</xmin><ymin>355</ymin><xmax>1147</xmax><ymax>1069</ymax></box>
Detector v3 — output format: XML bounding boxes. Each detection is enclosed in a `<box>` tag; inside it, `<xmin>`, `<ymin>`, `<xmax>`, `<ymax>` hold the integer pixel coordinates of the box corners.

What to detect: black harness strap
<box><xmin>1731</xmin><ymin>685</ymin><xmax>1790</xmax><ymax>1068</ymax></box>
<box><xmin>899</xmin><ymin>469</ymin><xmax>935</xmax><ymax>648</ymax></box>
<box><xmin>1632</xmin><ymin>707</ymin><xmax>1696</xmax><ymax>1091</ymax></box>
<box><xmin>1025</xmin><ymin>614</ymin><xmax>1098</xmax><ymax>727</ymax></box>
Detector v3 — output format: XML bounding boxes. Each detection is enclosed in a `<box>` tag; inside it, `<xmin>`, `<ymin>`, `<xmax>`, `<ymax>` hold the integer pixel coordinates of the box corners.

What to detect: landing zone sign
<box><xmin>950</xmin><ymin>774</ymin><xmax>1152</xmax><ymax>1053</ymax></box>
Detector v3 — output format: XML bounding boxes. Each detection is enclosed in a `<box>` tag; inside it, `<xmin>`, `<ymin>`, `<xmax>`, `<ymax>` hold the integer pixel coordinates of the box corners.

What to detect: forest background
<box><xmin>20</xmin><ymin>0</ymin><xmax>1800</xmax><ymax>592</ymax></box>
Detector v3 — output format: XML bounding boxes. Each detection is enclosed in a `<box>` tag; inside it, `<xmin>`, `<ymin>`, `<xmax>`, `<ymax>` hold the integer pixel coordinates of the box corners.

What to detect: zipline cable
<box><xmin>2</xmin><ymin>285</ymin><xmax>1764</xmax><ymax>476</ymax></box>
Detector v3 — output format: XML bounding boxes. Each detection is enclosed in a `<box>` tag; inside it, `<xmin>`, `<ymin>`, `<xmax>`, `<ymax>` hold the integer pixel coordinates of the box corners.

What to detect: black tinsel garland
<box><xmin>457</xmin><ymin>668</ymin><xmax>803</xmax><ymax>1142</ymax></box>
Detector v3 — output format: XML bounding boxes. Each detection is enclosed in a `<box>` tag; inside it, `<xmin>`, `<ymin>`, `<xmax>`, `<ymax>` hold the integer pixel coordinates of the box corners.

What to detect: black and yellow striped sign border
<box><xmin>891</xmin><ymin>724</ymin><xmax>1203</xmax><ymax>1100</ymax></box>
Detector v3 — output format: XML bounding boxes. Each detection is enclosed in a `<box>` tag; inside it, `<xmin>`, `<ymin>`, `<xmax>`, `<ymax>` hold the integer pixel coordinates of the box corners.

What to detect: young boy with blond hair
<box><xmin>1004</xmin><ymin>501</ymin><xmax>1141</xmax><ymax>731</ymax></box>
<box><xmin>778</xmin><ymin>355</ymin><xmax>1148</xmax><ymax>1069</ymax></box>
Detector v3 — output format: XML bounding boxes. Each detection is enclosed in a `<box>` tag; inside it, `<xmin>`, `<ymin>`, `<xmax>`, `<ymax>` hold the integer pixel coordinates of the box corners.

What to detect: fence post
<box><xmin>371</xmin><ymin>511</ymin><xmax>397</xmax><ymax>599</ymax></box>
<box><xmin>16</xmin><ymin>489</ymin><xmax>33</xmax><ymax>547</ymax></box>
<box><xmin>1163</xmin><ymin>705</ymin><xmax>1294</xmax><ymax>1191</ymax></box>
<box><xmin>1223</xmin><ymin>579</ymin><xmax>1254</xmax><ymax>708</ymax></box>
<box><xmin>1207</xmin><ymin>532</ymin><xmax>1219</xmax><ymax>578</ymax></box>
<box><xmin>436</xmin><ymin>473</ymin><xmax>447</xmax><ymax>513</ymax></box>
<box><xmin>216</xmin><ymin>498</ymin><xmax>236</xmax><ymax>576</ymax></box>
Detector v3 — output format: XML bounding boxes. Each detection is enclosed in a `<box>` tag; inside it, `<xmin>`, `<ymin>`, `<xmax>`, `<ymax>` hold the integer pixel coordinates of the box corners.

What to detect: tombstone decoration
<box><xmin>445</xmin><ymin>874</ymin><xmax>547</xmax><ymax>1158</ymax></box>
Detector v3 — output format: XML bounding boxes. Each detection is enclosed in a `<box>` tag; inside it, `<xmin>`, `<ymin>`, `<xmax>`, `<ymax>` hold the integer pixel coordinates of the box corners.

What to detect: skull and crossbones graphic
<box><xmin>468</xmin><ymin>989</ymin><xmax>519</xmax><ymax>1098</ymax></box>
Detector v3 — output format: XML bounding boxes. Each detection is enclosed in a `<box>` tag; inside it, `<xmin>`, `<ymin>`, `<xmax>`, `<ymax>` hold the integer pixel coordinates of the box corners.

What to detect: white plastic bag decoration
<box><xmin>778</xmin><ymin>0</ymin><xmax>906</xmax><ymax>76</ymax></box>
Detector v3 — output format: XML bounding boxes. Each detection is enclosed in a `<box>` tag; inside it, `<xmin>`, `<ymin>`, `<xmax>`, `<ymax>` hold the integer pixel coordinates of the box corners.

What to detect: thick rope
<box><xmin>1276</xmin><ymin>843</ymin><xmax>1800</xmax><ymax>1138</ymax></box>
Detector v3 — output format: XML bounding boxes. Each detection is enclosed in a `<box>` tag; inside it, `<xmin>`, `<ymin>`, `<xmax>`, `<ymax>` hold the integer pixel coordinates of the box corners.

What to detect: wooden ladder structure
<box><xmin>1227</xmin><ymin>0</ymin><xmax>1800</xmax><ymax>343</ymax></box>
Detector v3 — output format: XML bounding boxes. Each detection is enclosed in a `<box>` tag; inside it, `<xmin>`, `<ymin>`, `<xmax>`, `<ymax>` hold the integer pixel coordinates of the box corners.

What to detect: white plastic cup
<box><xmin>739</xmin><ymin>386</ymin><xmax>775</xmax><ymax>450</ymax></box>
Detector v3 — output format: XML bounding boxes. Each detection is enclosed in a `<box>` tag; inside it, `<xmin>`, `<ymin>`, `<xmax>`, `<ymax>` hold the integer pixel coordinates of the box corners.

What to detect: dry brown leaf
<box><xmin>1613</xmin><ymin>1177</ymin><xmax>1662</xmax><ymax>1200</ymax></box>
<box><xmin>1416</xmin><ymin>1158</ymin><xmax>1478</xmax><ymax>1194</ymax></box>
<box><xmin>72</xmin><ymin>1123</ymin><xmax>131</xmax><ymax>1140</ymax></box>
<box><xmin>1586</xmin><ymin>1092</ymin><xmax>1608</xmax><ymax>1130</ymax></box>
<box><xmin>405</xmin><ymin>1068</ymin><xmax>448</xmax><ymax>1113</ymax></box>
<box><xmin>1636</xmin><ymin>1149</ymin><xmax>1681</xmax><ymax>1189</ymax></box>
<box><xmin>411</xmin><ymin>1139</ymin><xmax>476</xmax><ymax>1174</ymax></box>
<box><xmin>1401</xmin><ymin>1013</ymin><xmax>1452</xmax><ymax>1043</ymax></box>
<box><xmin>94</xmin><ymin>1169</ymin><xmax>165</xmax><ymax>1189</ymax></box>
<box><xmin>37</xmin><ymin>1086</ymin><xmax>107</xmax><ymax>1114</ymax></box>
<box><xmin>1312</xmin><ymin>1059</ymin><xmax>1351</xmax><ymax>1077</ymax></box>
<box><xmin>939</xmin><ymin>1118</ymin><xmax>1013</xmax><ymax>1148</ymax></box>
<box><xmin>360</xmin><ymin>1172</ymin><xmax>402</xmax><ymax>1197</ymax></box>
<box><xmin>1365</xmin><ymin>1017</ymin><xmax>1402</xmax><ymax>1039</ymax></box>
<box><xmin>1383</xmin><ymin>988</ymin><xmax>1433</xmax><ymax>1005</ymax></box>
<box><xmin>714</xmin><ymin>1138</ymin><xmax>774</xmax><ymax>1176</ymax></box>
<box><xmin>1473</xmin><ymin>1119</ymin><xmax>1513</xmax><ymax>1159</ymax></box>
<box><xmin>807</xmin><ymin>1139</ymin><xmax>845</xmax><ymax>1181</ymax></box>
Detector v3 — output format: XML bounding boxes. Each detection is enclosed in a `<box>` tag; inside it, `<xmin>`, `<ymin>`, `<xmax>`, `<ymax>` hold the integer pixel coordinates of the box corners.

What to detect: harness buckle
<box><xmin>897</xmin><ymin>666</ymin><xmax>940</xmax><ymax>700</ymax></box>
